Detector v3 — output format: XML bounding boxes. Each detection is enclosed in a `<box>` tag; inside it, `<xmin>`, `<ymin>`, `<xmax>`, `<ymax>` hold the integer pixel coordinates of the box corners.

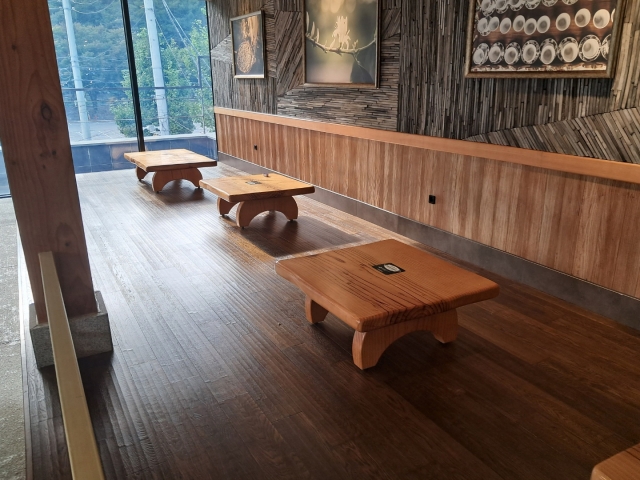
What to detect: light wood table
<box><xmin>124</xmin><ymin>149</ymin><xmax>217</xmax><ymax>193</ymax></box>
<box><xmin>276</xmin><ymin>239</ymin><xmax>500</xmax><ymax>369</ymax></box>
<box><xmin>592</xmin><ymin>444</ymin><xmax>640</xmax><ymax>480</ymax></box>
<box><xmin>199</xmin><ymin>173</ymin><xmax>315</xmax><ymax>228</ymax></box>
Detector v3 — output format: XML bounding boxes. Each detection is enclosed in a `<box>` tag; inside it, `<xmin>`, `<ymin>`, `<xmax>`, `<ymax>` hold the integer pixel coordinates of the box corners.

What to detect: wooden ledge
<box><xmin>215</xmin><ymin>107</ymin><xmax>640</xmax><ymax>185</ymax></box>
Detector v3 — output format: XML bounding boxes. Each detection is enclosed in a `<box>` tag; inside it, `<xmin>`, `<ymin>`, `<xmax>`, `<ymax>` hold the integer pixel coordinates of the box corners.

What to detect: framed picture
<box><xmin>230</xmin><ymin>11</ymin><xmax>266</xmax><ymax>79</ymax></box>
<box><xmin>464</xmin><ymin>0</ymin><xmax>626</xmax><ymax>78</ymax></box>
<box><xmin>303</xmin><ymin>0</ymin><xmax>380</xmax><ymax>88</ymax></box>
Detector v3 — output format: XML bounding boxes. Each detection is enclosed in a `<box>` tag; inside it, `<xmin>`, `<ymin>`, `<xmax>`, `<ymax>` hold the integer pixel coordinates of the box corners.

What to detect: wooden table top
<box><xmin>124</xmin><ymin>149</ymin><xmax>217</xmax><ymax>172</ymax></box>
<box><xmin>276</xmin><ymin>239</ymin><xmax>500</xmax><ymax>332</ymax></box>
<box><xmin>199</xmin><ymin>174</ymin><xmax>315</xmax><ymax>203</ymax></box>
<box><xmin>592</xmin><ymin>444</ymin><xmax>640</xmax><ymax>480</ymax></box>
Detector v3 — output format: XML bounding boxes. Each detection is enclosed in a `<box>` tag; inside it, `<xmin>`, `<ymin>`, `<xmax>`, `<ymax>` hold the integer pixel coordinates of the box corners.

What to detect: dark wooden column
<box><xmin>0</xmin><ymin>0</ymin><xmax>97</xmax><ymax>323</ymax></box>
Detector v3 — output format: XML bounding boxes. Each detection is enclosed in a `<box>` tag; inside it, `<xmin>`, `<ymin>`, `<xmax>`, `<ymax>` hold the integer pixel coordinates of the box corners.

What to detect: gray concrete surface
<box><xmin>0</xmin><ymin>198</ymin><xmax>25</xmax><ymax>480</ymax></box>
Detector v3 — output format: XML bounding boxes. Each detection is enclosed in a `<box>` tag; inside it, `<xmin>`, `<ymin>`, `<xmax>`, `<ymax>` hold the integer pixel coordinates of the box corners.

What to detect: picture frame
<box><xmin>230</xmin><ymin>11</ymin><xmax>266</xmax><ymax>79</ymax></box>
<box><xmin>303</xmin><ymin>0</ymin><xmax>381</xmax><ymax>88</ymax></box>
<box><xmin>464</xmin><ymin>0</ymin><xmax>626</xmax><ymax>78</ymax></box>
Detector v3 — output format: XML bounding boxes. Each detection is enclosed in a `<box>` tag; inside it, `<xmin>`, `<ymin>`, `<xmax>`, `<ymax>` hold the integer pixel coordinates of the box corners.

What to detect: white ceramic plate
<box><xmin>496</xmin><ymin>0</ymin><xmax>509</xmax><ymax>14</ymax></box>
<box><xmin>478</xmin><ymin>17</ymin><xmax>491</xmax><ymax>35</ymax></box>
<box><xmin>513</xmin><ymin>15</ymin><xmax>526</xmax><ymax>32</ymax></box>
<box><xmin>537</xmin><ymin>15</ymin><xmax>551</xmax><ymax>34</ymax></box>
<box><xmin>505</xmin><ymin>42</ymin><xmax>522</xmax><ymax>65</ymax></box>
<box><xmin>473</xmin><ymin>43</ymin><xmax>490</xmax><ymax>65</ymax></box>
<box><xmin>489</xmin><ymin>42</ymin><xmax>505</xmax><ymax>64</ymax></box>
<box><xmin>522</xmin><ymin>40</ymin><xmax>540</xmax><ymax>64</ymax></box>
<box><xmin>558</xmin><ymin>37</ymin><xmax>579</xmax><ymax>62</ymax></box>
<box><xmin>575</xmin><ymin>9</ymin><xmax>591</xmax><ymax>28</ymax></box>
<box><xmin>601</xmin><ymin>34</ymin><xmax>611</xmax><ymax>60</ymax></box>
<box><xmin>556</xmin><ymin>13</ymin><xmax>570</xmax><ymax>32</ymax></box>
<box><xmin>525</xmin><ymin>0</ymin><xmax>541</xmax><ymax>9</ymax></box>
<box><xmin>593</xmin><ymin>9</ymin><xmax>611</xmax><ymax>29</ymax></box>
<box><xmin>500</xmin><ymin>17</ymin><xmax>512</xmax><ymax>34</ymax></box>
<box><xmin>524</xmin><ymin>18</ymin><xmax>537</xmax><ymax>35</ymax></box>
<box><xmin>579</xmin><ymin>35</ymin><xmax>601</xmax><ymax>61</ymax></box>
<box><xmin>489</xmin><ymin>16</ymin><xmax>500</xmax><ymax>31</ymax></box>
<box><xmin>540</xmin><ymin>38</ymin><xmax>558</xmax><ymax>64</ymax></box>
<box><xmin>480</xmin><ymin>0</ymin><xmax>496</xmax><ymax>16</ymax></box>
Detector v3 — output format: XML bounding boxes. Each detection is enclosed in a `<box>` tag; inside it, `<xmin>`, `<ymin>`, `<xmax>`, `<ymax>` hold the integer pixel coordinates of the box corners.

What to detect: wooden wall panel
<box><xmin>216</xmin><ymin>112</ymin><xmax>640</xmax><ymax>300</ymax></box>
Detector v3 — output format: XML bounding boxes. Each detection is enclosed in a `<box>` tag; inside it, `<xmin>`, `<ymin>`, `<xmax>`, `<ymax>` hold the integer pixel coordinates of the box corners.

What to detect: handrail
<box><xmin>39</xmin><ymin>252</ymin><xmax>105</xmax><ymax>480</ymax></box>
<box><xmin>214</xmin><ymin>107</ymin><xmax>640</xmax><ymax>185</ymax></box>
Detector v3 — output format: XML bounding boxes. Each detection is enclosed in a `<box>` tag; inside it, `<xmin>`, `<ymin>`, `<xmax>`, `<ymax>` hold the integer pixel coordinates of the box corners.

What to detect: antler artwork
<box><xmin>305</xmin><ymin>12</ymin><xmax>376</xmax><ymax>64</ymax></box>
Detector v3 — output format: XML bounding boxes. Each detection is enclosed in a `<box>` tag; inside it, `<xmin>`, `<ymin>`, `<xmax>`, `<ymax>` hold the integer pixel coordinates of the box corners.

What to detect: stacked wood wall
<box><xmin>208</xmin><ymin>0</ymin><xmax>640</xmax><ymax>162</ymax></box>
<box><xmin>208</xmin><ymin>0</ymin><xmax>400</xmax><ymax>131</ymax></box>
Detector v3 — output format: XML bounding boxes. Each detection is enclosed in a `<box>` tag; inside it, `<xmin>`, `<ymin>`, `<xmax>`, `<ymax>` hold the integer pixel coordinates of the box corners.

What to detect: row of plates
<box><xmin>478</xmin><ymin>9</ymin><xmax>614</xmax><ymax>36</ymax></box>
<box><xmin>480</xmin><ymin>0</ymin><xmax>611</xmax><ymax>16</ymax></box>
<box><xmin>472</xmin><ymin>34</ymin><xmax>612</xmax><ymax>65</ymax></box>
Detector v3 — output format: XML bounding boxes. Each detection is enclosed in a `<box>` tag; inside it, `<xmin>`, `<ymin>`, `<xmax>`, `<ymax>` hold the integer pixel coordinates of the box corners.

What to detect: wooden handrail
<box><xmin>39</xmin><ymin>252</ymin><xmax>105</xmax><ymax>480</ymax></box>
<box><xmin>214</xmin><ymin>107</ymin><xmax>640</xmax><ymax>185</ymax></box>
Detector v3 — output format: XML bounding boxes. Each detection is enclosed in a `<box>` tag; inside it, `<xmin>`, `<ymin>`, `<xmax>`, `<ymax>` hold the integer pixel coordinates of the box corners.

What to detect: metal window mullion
<box><xmin>120</xmin><ymin>0</ymin><xmax>146</xmax><ymax>152</ymax></box>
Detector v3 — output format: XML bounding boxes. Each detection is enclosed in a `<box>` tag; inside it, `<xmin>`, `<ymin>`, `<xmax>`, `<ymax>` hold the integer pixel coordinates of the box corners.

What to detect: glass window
<box><xmin>47</xmin><ymin>0</ymin><xmax>216</xmax><ymax>174</ymax></box>
<box><xmin>48</xmin><ymin>0</ymin><xmax>139</xmax><ymax>172</ymax></box>
<box><xmin>0</xmin><ymin>139</ymin><xmax>8</xmax><ymax>197</ymax></box>
<box><xmin>126</xmin><ymin>1</ymin><xmax>215</xmax><ymax>146</ymax></box>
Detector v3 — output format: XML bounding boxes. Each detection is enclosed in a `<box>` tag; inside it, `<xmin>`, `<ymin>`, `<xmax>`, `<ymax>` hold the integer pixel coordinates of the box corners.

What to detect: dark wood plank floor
<box><xmin>22</xmin><ymin>164</ymin><xmax>640</xmax><ymax>479</ymax></box>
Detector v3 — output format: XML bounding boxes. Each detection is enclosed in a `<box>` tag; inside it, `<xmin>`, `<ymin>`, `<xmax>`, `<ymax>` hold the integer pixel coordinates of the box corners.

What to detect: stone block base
<box><xmin>29</xmin><ymin>291</ymin><xmax>112</xmax><ymax>368</ymax></box>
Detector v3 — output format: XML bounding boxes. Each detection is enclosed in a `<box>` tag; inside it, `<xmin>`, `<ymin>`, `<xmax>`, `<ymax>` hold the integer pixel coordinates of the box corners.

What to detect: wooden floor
<box><xmin>22</xmin><ymin>164</ymin><xmax>640</xmax><ymax>480</ymax></box>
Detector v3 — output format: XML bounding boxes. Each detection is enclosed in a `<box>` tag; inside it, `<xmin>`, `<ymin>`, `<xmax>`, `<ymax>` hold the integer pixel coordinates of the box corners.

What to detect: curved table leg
<box><xmin>151</xmin><ymin>168</ymin><xmax>203</xmax><ymax>193</ymax></box>
<box><xmin>352</xmin><ymin>310</ymin><xmax>458</xmax><ymax>370</ymax></box>
<box><xmin>305</xmin><ymin>297</ymin><xmax>328</xmax><ymax>324</ymax></box>
<box><xmin>217</xmin><ymin>197</ymin><xmax>236</xmax><ymax>217</ymax></box>
<box><xmin>136</xmin><ymin>167</ymin><xmax>148</xmax><ymax>181</ymax></box>
<box><xmin>235</xmin><ymin>196</ymin><xmax>299</xmax><ymax>228</ymax></box>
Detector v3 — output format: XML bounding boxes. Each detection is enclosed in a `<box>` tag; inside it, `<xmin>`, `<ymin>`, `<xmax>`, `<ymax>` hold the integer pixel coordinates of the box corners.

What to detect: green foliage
<box><xmin>112</xmin><ymin>26</ymin><xmax>198</xmax><ymax>136</ymax></box>
<box><xmin>48</xmin><ymin>0</ymin><xmax>214</xmax><ymax>135</ymax></box>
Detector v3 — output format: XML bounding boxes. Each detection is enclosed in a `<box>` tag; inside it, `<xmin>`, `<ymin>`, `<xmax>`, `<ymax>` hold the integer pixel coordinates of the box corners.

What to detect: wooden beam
<box><xmin>0</xmin><ymin>0</ymin><xmax>97</xmax><ymax>323</ymax></box>
<box><xmin>39</xmin><ymin>252</ymin><xmax>104</xmax><ymax>480</ymax></box>
<box><xmin>215</xmin><ymin>107</ymin><xmax>640</xmax><ymax>185</ymax></box>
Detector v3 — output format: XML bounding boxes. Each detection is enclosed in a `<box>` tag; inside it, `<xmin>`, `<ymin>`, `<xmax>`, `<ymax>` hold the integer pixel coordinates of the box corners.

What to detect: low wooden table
<box><xmin>591</xmin><ymin>443</ymin><xmax>640</xmax><ymax>480</ymax></box>
<box><xmin>276</xmin><ymin>239</ymin><xmax>500</xmax><ymax>369</ymax></box>
<box><xmin>199</xmin><ymin>173</ymin><xmax>315</xmax><ymax>228</ymax></box>
<box><xmin>124</xmin><ymin>149</ymin><xmax>217</xmax><ymax>193</ymax></box>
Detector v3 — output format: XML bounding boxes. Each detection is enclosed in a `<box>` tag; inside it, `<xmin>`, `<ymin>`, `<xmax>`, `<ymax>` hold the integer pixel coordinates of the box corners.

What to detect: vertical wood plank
<box><xmin>0</xmin><ymin>0</ymin><xmax>97</xmax><ymax>322</ymax></box>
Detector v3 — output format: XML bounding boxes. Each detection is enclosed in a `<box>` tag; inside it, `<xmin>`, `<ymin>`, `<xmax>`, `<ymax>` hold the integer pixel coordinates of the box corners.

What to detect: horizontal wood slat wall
<box><xmin>216</xmin><ymin>110</ymin><xmax>640</xmax><ymax>300</ymax></box>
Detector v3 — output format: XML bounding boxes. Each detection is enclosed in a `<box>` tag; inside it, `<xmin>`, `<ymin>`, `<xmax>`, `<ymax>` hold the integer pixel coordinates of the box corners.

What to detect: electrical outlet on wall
<box><xmin>429</xmin><ymin>195</ymin><xmax>436</xmax><ymax>204</ymax></box>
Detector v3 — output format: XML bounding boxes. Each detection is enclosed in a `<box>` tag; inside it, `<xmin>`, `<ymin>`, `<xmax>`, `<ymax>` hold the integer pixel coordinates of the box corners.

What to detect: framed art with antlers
<box><xmin>303</xmin><ymin>0</ymin><xmax>380</xmax><ymax>88</ymax></box>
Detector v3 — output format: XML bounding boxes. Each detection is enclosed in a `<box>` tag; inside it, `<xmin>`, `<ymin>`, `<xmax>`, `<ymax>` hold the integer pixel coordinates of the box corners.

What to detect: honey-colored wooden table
<box><xmin>591</xmin><ymin>443</ymin><xmax>640</xmax><ymax>480</ymax></box>
<box><xmin>199</xmin><ymin>173</ymin><xmax>315</xmax><ymax>228</ymax></box>
<box><xmin>124</xmin><ymin>149</ymin><xmax>217</xmax><ymax>193</ymax></box>
<box><xmin>276</xmin><ymin>239</ymin><xmax>500</xmax><ymax>369</ymax></box>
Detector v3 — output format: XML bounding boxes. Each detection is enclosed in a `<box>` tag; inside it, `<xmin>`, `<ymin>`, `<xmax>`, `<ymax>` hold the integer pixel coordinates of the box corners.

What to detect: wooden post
<box><xmin>0</xmin><ymin>0</ymin><xmax>97</xmax><ymax>323</ymax></box>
